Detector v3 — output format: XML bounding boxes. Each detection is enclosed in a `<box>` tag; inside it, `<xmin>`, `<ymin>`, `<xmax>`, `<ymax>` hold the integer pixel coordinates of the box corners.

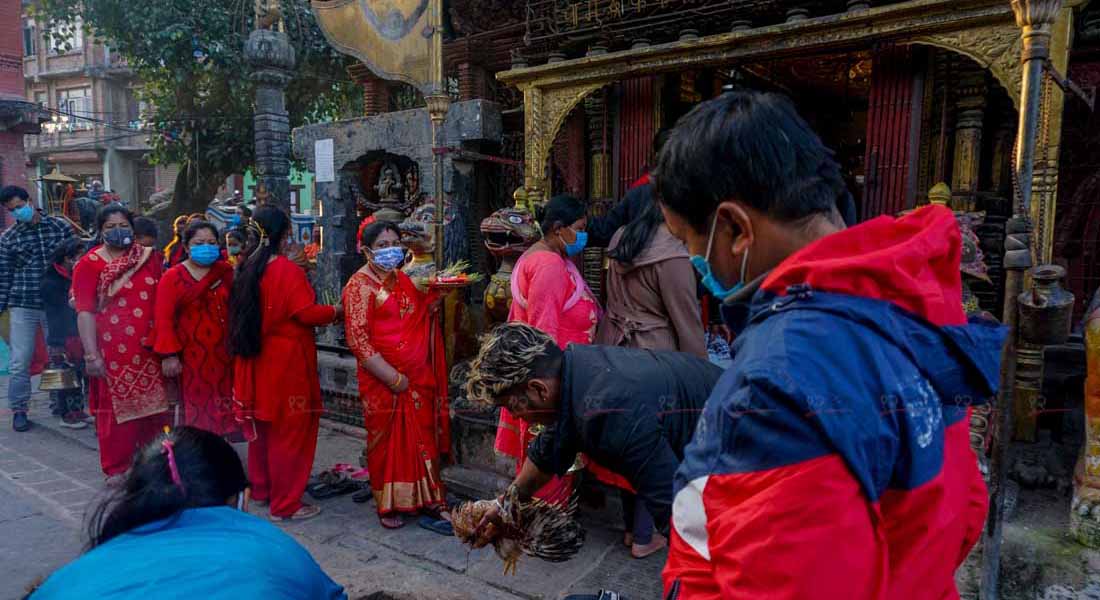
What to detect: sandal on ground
<box><xmin>351</xmin><ymin>487</ymin><xmax>373</xmax><ymax>504</ymax></box>
<box><xmin>630</xmin><ymin>532</ymin><xmax>668</xmax><ymax>559</ymax></box>
<box><xmin>270</xmin><ymin>504</ymin><xmax>322</xmax><ymax>522</ymax></box>
<box><xmin>306</xmin><ymin>473</ymin><xmax>361</xmax><ymax>500</ymax></box>
<box><xmin>417</xmin><ymin>515</ymin><xmax>454</xmax><ymax>536</ymax></box>
<box><xmin>380</xmin><ymin>515</ymin><xmax>405</xmax><ymax>529</ymax></box>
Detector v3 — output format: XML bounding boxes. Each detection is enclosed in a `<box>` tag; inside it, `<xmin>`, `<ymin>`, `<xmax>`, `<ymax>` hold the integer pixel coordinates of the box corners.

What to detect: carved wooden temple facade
<box><xmin>297</xmin><ymin>0</ymin><xmax>1100</xmax><ymax>505</ymax></box>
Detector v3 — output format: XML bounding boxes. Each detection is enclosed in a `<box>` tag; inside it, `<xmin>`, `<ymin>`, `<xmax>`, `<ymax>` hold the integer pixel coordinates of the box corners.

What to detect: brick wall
<box><xmin>0</xmin><ymin>0</ymin><xmax>23</xmax><ymax>97</ymax></box>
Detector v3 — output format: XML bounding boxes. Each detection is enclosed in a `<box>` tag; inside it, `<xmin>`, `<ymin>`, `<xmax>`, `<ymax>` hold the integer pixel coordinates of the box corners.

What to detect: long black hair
<box><xmin>86</xmin><ymin>426</ymin><xmax>248</xmax><ymax>549</ymax></box>
<box><xmin>228</xmin><ymin>206</ymin><xmax>290</xmax><ymax>357</ymax></box>
<box><xmin>608</xmin><ymin>197</ymin><xmax>663</xmax><ymax>265</ymax></box>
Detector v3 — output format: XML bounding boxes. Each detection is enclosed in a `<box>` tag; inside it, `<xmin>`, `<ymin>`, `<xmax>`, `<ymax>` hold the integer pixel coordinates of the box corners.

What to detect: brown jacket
<box><xmin>595</xmin><ymin>224</ymin><xmax>706</xmax><ymax>357</ymax></box>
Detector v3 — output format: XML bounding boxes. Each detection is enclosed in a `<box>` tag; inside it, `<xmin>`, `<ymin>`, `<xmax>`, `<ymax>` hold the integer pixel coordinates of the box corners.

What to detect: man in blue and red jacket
<box><xmin>655</xmin><ymin>90</ymin><xmax>1004</xmax><ymax>599</ymax></box>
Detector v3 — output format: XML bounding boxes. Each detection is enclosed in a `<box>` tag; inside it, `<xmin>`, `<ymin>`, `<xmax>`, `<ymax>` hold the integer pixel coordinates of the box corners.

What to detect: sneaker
<box><xmin>60</xmin><ymin>412</ymin><xmax>88</xmax><ymax>429</ymax></box>
<box><xmin>12</xmin><ymin>412</ymin><xmax>30</xmax><ymax>432</ymax></box>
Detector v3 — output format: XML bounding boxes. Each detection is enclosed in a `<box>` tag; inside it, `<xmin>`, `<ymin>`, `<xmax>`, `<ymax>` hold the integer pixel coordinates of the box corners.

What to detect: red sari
<box><xmin>72</xmin><ymin>244</ymin><xmax>170</xmax><ymax>476</ymax></box>
<box><xmin>153</xmin><ymin>260</ymin><xmax>237</xmax><ymax>437</ymax></box>
<box><xmin>233</xmin><ymin>256</ymin><xmax>336</xmax><ymax>518</ymax></box>
<box><xmin>343</xmin><ymin>268</ymin><xmax>449</xmax><ymax>516</ymax></box>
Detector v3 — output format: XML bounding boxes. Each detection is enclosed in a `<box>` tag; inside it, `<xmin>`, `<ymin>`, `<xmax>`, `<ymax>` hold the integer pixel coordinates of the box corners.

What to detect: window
<box><xmin>47</xmin><ymin>18</ymin><xmax>83</xmax><ymax>55</ymax></box>
<box><xmin>22</xmin><ymin>20</ymin><xmax>35</xmax><ymax>57</ymax></box>
<box><xmin>58</xmin><ymin>87</ymin><xmax>92</xmax><ymax>130</ymax></box>
<box><xmin>33</xmin><ymin>91</ymin><xmax>47</xmax><ymax>108</ymax></box>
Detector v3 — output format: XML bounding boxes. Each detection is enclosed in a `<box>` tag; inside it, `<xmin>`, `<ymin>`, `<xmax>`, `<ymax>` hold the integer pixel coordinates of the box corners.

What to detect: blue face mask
<box><xmin>12</xmin><ymin>204</ymin><xmax>34</xmax><ymax>223</ymax></box>
<box><xmin>563</xmin><ymin>229</ymin><xmax>588</xmax><ymax>257</ymax></box>
<box><xmin>189</xmin><ymin>244</ymin><xmax>220</xmax><ymax>266</ymax></box>
<box><xmin>371</xmin><ymin>246</ymin><xmax>406</xmax><ymax>271</ymax></box>
<box><xmin>690</xmin><ymin>212</ymin><xmax>750</xmax><ymax>302</ymax></box>
<box><xmin>103</xmin><ymin>227</ymin><xmax>133</xmax><ymax>249</ymax></box>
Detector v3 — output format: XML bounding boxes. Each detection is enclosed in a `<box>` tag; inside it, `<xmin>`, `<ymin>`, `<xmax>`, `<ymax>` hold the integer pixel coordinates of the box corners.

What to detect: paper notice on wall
<box><xmin>315</xmin><ymin>139</ymin><xmax>335</xmax><ymax>183</ymax></box>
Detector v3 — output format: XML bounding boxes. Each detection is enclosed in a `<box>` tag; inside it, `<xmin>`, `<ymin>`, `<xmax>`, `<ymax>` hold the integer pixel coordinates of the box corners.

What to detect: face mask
<box><xmin>189</xmin><ymin>244</ymin><xmax>220</xmax><ymax>266</ymax></box>
<box><xmin>371</xmin><ymin>246</ymin><xmax>405</xmax><ymax>271</ymax></box>
<box><xmin>690</xmin><ymin>212</ymin><xmax>750</xmax><ymax>302</ymax></box>
<box><xmin>227</xmin><ymin>245</ymin><xmax>241</xmax><ymax>256</ymax></box>
<box><xmin>230</xmin><ymin>214</ymin><xmax>241</xmax><ymax>226</ymax></box>
<box><xmin>12</xmin><ymin>205</ymin><xmax>34</xmax><ymax>223</ymax></box>
<box><xmin>562</xmin><ymin>228</ymin><xmax>588</xmax><ymax>257</ymax></box>
<box><xmin>103</xmin><ymin>228</ymin><xmax>134</xmax><ymax>248</ymax></box>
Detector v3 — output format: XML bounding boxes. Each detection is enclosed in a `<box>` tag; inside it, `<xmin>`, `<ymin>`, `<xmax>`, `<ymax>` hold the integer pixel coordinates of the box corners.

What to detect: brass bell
<box><xmin>40</xmin><ymin>361</ymin><xmax>80</xmax><ymax>391</ymax></box>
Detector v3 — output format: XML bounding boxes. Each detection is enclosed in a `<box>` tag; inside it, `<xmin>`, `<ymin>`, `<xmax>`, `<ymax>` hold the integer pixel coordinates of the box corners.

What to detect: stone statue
<box><xmin>405</xmin><ymin>167</ymin><xmax>421</xmax><ymax>205</ymax></box>
<box><xmin>375</xmin><ymin>164</ymin><xmax>403</xmax><ymax>207</ymax></box>
<box><xmin>480</xmin><ymin>188</ymin><xmax>541</xmax><ymax>323</ymax></box>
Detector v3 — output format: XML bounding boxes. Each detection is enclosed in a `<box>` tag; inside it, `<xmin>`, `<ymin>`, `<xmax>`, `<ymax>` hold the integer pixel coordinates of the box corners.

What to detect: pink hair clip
<box><xmin>161</xmin><ymin>439</ymin><xmax>186</xmax><ymax>493</ymax></box>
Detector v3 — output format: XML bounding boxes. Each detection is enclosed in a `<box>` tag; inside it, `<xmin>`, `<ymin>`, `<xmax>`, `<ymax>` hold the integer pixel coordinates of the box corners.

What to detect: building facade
<box><xmin>0</xmin><ymin>0</ymin><xmax>43</xmax><ymax>193</ymax></box>
<box><xmin>20</xmin><ymin>4</ymin><xmax>176</xmax><ymax>208</ymax></box>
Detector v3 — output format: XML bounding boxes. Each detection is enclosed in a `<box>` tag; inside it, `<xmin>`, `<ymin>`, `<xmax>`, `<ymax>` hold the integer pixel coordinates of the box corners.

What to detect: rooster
<box><xmin>451</xmin><ymin>485</ymin><xmax>586</xmax><ymax>575</ymax></box>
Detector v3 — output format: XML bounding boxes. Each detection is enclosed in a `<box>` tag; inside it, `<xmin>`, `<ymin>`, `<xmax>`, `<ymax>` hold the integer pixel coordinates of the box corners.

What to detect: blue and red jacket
<box><xmin>663</xmin><ymin>205</ymin><xmax>1004</xmax><ymax>599</ymax></box>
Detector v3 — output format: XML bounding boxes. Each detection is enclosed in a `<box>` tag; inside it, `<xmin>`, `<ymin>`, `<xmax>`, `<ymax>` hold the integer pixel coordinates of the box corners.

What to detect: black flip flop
<box><xmin>352</xmin><ymin>487</ymin><xmax>373</xmax><ymax>503</ymax></box>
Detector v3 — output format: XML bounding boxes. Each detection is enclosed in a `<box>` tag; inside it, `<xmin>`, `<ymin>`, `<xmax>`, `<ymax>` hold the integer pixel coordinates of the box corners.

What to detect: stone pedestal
<box><xmin>245</xmin><ymin>28</ymin><xmax>296</xmax><ymax>211</ymax></box>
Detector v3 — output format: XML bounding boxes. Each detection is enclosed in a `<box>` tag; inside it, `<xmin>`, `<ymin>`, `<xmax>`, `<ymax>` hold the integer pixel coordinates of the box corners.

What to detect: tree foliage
<box><xmin>30</xmin><ymin>0</ymin><xmax>360</xmax><ymax>213</ymax></box>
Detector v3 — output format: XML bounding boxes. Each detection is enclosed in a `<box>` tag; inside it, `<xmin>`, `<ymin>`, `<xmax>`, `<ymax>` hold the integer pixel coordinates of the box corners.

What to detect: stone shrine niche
<box><xmin>347</xmin><ymin>152</ymin><xmax>423</xmax><ymax>220</ymax></box>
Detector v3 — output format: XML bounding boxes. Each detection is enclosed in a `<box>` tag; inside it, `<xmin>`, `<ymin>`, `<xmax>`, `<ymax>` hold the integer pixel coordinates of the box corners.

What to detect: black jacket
<box><xmin>41</xmin><ymin>266</ymin><xmax>77</xmax><ymax>347</ymax></box>
<box><xmin>586</xmin><ymin>183</ymin><xmax>653</xmax><ymax>248</ymax></box>
<box><xmin>527</xmin><ymin>344</ymin><xmax>722</xmax><ymax>532</ymax></box>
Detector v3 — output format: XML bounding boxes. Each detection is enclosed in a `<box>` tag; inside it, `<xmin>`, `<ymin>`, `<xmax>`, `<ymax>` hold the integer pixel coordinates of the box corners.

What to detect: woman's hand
<box><xmin>332</xmin><ymin>303</ymin><xmax>345</xmax><ymax>322</ymax></box>
<box><xmin>85</xmin><ymin>356</ymin><xmax>106</xmax><ymax>378</ymax></box>
<box><xmin>390</xmin><ymin>372</ymin><xmax>410</xmax><ymax>394</ymax></box>
<box><xmin>161</xmin><ymin>356</ymin><xmax>183</xmax><ymax>378</ymax></box>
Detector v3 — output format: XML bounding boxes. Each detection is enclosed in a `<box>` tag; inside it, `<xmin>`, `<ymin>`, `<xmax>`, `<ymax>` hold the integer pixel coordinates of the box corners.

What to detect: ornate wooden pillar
<box><xmin>520</xmin><ymin>83</ymin><xmax>603</xmax><ymax>209</ymax></box>
<box><xmin>1032</xmin><ymin>7</ymin><xmax>1074</xmax><ymax>264</ymax></box>
<box><xmin>585</xmin><ymin>90</ymin><xmax>611</xmax><ymax>200</ymax></box>
<box><xmin>347</xmin><ymin>63</ymin><xmax>390</xmax><ymax>117</ymax></box>
<box><xmin>950</xmin><ymin>67</ymin><xmax>988</xmax><ymax>212</ymax></box>
<box><xmin>988</xmin><ymin>94</ymin><xmax>1017</xmax><ymax>201</ymax></box>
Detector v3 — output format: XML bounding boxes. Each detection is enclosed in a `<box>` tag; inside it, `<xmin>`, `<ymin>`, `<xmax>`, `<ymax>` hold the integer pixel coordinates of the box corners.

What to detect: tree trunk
<box><xmin>171</xmin><ymin>162</ymin><xmax>225</xmax><ymax>216</ymax></box>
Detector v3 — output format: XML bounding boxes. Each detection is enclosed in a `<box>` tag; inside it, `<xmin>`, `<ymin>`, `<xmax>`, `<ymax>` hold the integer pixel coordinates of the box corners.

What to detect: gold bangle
<box><xmin>390</xmin><ymin>372</ymin><xmax>402</xmax><ymax>389</ymax></box>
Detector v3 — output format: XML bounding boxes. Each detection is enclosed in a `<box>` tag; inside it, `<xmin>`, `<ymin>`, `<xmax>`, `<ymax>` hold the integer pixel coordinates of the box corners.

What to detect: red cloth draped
<box><xmin>233</xmin><ymin>256</ymin><xmax>334</xmax><ymax>518</ymax></box>
<box><xmin>343</xmin><ymin>268</ymin><xmax>449</xmax><ymax>516</ymax></box>
<box><xmin>73</xmin><ymin>244</ymin><xmax>169</xmax><ymax>475</ymax></box>
<box><xmin>153</xmin><ymin>261</ymin><xmax>238</xmax><ymax>436</ymax></box>
<box><xmin>233</xmin><ymin>256</ymin><xmax>335</xmax><ymax>424</ymax></box>
<box><xmin>73</xmin><ymin>245</ymin><xmax>169</xmax><ymax>424</ymax></box>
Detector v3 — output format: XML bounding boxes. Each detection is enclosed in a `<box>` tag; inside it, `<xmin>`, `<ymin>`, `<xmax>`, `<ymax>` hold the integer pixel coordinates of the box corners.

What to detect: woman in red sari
<box><xmin>496</xmin><ymin>195</ymin><xmax>631</xmax><ymax>503</ymax></box>
<box><xmin>153</xmin><ymin>220</ymin><xmax>237</xmax><ymax>437</ymax></box>
<box><xmin>74</xmin><ymin>205</ymin><xmax>170</xmax><ymax>476</ymax></box>
<box><xmin>229</xmin><ymin>206</ymin><xmax>340</xmax><ymax>522</ymax></box>
<box><xmin>343</xmin><ymin>220</ymin><xmax>450</xmax><ymax>530</ymax></box>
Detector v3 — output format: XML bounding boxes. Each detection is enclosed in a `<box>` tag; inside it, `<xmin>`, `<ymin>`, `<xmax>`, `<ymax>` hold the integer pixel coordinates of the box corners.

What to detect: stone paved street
<box><xmin>0</xmin><ymin>378</ymin><xmax>666</xmax><ymax>600</ymax></box>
